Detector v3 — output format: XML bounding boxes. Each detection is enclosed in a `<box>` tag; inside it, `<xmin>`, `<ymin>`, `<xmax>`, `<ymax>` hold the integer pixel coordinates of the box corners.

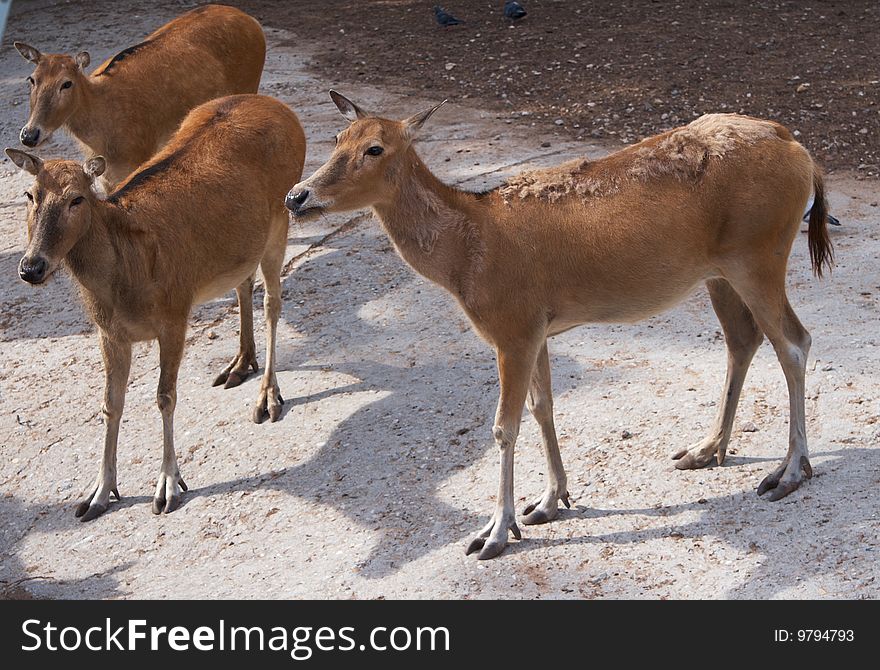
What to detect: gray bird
<box><xmin>802</xmin><ymin>194</ymin><xmax>841</xmax><ymax>226</ymax></box>
<box><xmin>802</xmin><ymin>211</ymin><xmax>841</xmax><ymax>226</ymax></box>
<box><xmin>434</xmin><ymin>6</ymin><xmax>464</xmax><ymax>26</ymax></box>
<box><xmin>504</xmin><ymin>1</ymin><xmax>527</xmax><ymax>20</ymax></box>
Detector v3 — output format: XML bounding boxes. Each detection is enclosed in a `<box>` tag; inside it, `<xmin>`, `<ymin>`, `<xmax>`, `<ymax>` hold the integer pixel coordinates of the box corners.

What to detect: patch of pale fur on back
<box><xmin>631</xmin><ymin>114</ymin><xmax>779</xmax><ymax>181</ymax></box>
<box><xmin>499</xmin><ymin>158</ymin><xmax>622</xmax><ymax>204</ymax></box>
<box><xmin>499</xmin><ymin>114</ymin><xmax>779</xmax><ymax>204</ymax></box>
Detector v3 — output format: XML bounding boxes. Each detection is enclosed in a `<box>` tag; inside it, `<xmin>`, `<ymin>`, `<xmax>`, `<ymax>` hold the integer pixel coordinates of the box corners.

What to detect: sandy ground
<box><xmin>0</xmin><ymin>1</ymin><xmax>877</xmax><ymax>600</ymax></box>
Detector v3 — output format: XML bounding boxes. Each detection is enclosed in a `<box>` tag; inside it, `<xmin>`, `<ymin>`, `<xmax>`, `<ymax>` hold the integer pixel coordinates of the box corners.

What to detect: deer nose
<box><xmin>19</xmin><ymin>256</ymin><xmax>48</xmax><ymax>284</ymax></box>
<box><xmin>285</xmin><ymin>189</ymin><xmax>309</xmax><ymax>213</ymax></box>
<box><xmin>20</xmin><ymin>126</ymin><xmax>40</xmax><ymax>148</ymax></box>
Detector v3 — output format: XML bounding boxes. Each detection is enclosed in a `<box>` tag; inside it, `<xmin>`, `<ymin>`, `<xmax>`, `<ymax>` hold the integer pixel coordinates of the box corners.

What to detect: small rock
<box><xmin>207</xmin><ymin>331</ymin><xmax>218</xmax><ymax>340</ymax></box>
<box><xmin>445</xmin><ymin>62</ymin><xmax>456</xmax><ymax>71</ymax></box>
<box><xmin>455</xmin><ymin>427</ymin><xmax>470</xmax><ymax>436</ymax></box>
<box><xmin>621</xmin><ymin>430</ymin><xmax>633</xmax><ymax>440</ymax></box>
<box><xmin>796</xmin><ymin>83</ymin><xmax>811</xmax><ymax>92</ymax></box>
<box><xmin>554</xmin><ymin>119</ymin><xmax>564</xmax><ymax>126</ymax></box>
<box><xmin>698</xmin><ymin>498</ymin><xmax>708</xmax><ymax>504</ymax></box>
<box><xmin>741</xmin><ymin>422</ymin><xmax>758</xmax><ymax>433</ymax></box>
<box><xmin>540</xmin><ymin>141</ymin><xmax>551</xmax><ymax>148</ymax></box>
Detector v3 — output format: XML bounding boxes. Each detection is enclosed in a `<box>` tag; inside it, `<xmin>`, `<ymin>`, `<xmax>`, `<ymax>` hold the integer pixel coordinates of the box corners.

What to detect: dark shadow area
<box><xmin>0</xmin><ymin>251</ymin><xmax>93</xmax><ymax>342</ymax></box>
<box><xmin>498</xmin><ymin>447</ymin><xmax>878</xmax><ymax>599</ymax></box>
<box><xmin>0</xmin><ymin>495</ymin><xmax>129</xmax><ymax>599</ymax></box>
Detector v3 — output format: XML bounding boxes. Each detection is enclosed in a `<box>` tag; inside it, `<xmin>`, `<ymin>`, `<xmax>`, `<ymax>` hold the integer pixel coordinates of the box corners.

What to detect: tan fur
<box><xmin>15</xmin><ymin>5</ymin><xmax>265</xmax><ymax>187</ymax></box>
<box><xmin>500</xmin><ymin>113</ymin><xmax>780</xmax><ymax>203</ymax></box>
<box><xmin>288</xmin><ymin>96</ymin><xmax>835</xmax><ymax>560</ymax></box>
<box><xmin>9</xmin><ymin>94</ymin><xmax>305</xmax><ymax>520</ymax></box>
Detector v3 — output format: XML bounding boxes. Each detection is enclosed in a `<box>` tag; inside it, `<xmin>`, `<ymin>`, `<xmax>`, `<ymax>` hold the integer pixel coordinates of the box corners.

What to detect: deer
<box><xmin>14</xmin><ymin>4</ymin><xmax>266</xmax><ymax>188</ymax></box>
<box><xmin>7</xmin><ymin>94</ymin><xmax>305</xmax><ymax>521</ymax></box>
<box><xmin>285</xmin><ymin>91</ymin><xmax>835</xmax><ymax>560</ymax></box>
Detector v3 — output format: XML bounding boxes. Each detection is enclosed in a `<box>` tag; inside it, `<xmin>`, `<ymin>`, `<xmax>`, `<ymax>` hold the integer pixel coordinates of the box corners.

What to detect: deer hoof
<box><xmin>78</xmin><ymin>502</ymin><xmax>108</xmax><ymax>522</ymax></box>
<box><xmin>758</xmin><ymin>455</ymin><xmax>812</xmax><ymax>501</ymax></box>
<box><xmin>522</xmin><ymin>490</ymin><xmax>570</xmax><ymax>525</ymax></box>
<box><xmin>252</xmin><ymin>388</ymin><xmax>283</xmax><ymax>424</ymax></box>
<box><xmin>672</xmin><ymin>441</ymin><xmax>722</xmax><ymax>470</ymax></box>
<box><xmin>213</xmin><ymin>353</ymin><xmax>258</xmax><ymax>388</ymax></box>
<box><xmin>152</xmin><ymin>494</ymin><xmax>183</xmax><ymax>515</ymax></box>
<box><xmin>75</xmin><ymin>486</ymin><xmax>114</xmax><ymax>521</ymax></box>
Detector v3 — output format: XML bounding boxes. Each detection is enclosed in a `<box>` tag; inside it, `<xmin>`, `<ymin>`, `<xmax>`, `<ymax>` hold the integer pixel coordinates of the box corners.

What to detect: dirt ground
<box><xmin>0</xmin><ymin>0</ymin><xmax>877</xmax><ymax>600</ymax></box>
<box><xmin>273</xmin><ymin>0</ymin><xmax>880</xmax><ymax>176</ymax></box>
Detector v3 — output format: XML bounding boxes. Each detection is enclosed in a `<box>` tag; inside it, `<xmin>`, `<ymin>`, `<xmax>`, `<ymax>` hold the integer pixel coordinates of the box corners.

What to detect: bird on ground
<box><xmin>504</xmin><ymin>1</ymin><xmax>527</xmax><ymax>20</ymax></box>
<box><xmin>434</xmin><ymin>6</ymin><xmax>464</xmax><ymax>26</ymax></box>
<box><xmin>802</xmin><ymin>194</ymin><xmax>841</xmax><ymax>226</ymax></box>
<box><xmin>802</xmin><ymin>211</ymin><xmax>841</xmax><ymax>226</ymax></box>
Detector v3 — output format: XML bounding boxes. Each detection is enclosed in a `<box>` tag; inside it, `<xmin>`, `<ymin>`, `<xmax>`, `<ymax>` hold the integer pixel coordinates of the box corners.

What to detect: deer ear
<box><xmin>403</xmin><ymin>100</ymin><xmax>447</xmax><ymax>139</ymax></box>
<box><xmin>14</xmin><ymin>42</ymin><xmax>42</xmax><ymax>64</ymax></box>
<box><xmin>83</xmin><ymin>156</ymin><xmax>106</xmax><ymax>180</ymax></box>
<box><xmin>6</xmin><ymin>148</ymin><xmax>43</xmax><ymax>175</ymax></box>
<box><xmin>75</xmin><ymin>51</ymin><xmax>90</xmax><ymax>70</ymax></box>
<box><xmin>329</xmin><ymin>90</ymin><xmax>368</xmax><ymax>123</ymax></box>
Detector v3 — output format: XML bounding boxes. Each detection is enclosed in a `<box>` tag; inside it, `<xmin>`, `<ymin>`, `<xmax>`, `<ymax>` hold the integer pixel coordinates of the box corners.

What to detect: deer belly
<box><xmin>193</xmin><ymin>267</ymin><xmax>256</xmax><ymax>305</ymax></box>
<box><xmin>550</xmin><ymin>270</ymin><xmax>710</xmax><ymax>331</ymax></box>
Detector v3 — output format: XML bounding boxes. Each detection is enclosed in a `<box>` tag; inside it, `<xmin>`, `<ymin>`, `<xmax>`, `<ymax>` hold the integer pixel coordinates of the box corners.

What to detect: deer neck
<box><xmin>372</xmin><ymin>152</ymin><xmax>484</xmax><ymax>301</ymax></box>
<box><xmin>65</xmin><ymin>201</ymin><xmax>140</xmax><ymax>311</ymax></box>
<box><xmin>64</xmin><ymin>77</ymin><xmax>109</xmax><ymax>158</ymax></box>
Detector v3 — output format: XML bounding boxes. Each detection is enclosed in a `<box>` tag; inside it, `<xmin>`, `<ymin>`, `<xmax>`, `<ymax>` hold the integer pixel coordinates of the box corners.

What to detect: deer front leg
<box><xmin>153</xmin><ymin>323</ymin><xmax>188</xmax><ymax>514</ymax></box>
<box><xmin>213</xmin><ymin>275</ymin><xmax>258</xmax><ymax>389</ymax></box>
<box><xmin>522</xmin><ymin>340</ymin><xmax>571</xmax><ymax>525</ymax></box>
<box><xmin>76</xmin><ymin>335</ymin><xmax>132</xmax><ymax>521</ymax></box>
<box><xmin>252</xmin><ymin>222</ymin><xmax>286</xmax><ymax>423</ymax></box>
<box><xmin>466</xmin><ymin>342</ymin><xmax>539</xmax><ymax>560</ymax></box>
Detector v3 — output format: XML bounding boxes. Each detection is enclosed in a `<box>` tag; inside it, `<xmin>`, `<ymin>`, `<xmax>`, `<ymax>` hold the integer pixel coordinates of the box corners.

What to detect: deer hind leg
<box><xmin>673</xmin><ymin>279</ymin><xmax>764</xmax><ymax>470</ymax></box>
<box><xmin>252</xmin><ymin>216</ymin><xmax>287</xmax><ymax>424</ymax></box>
<box><xmin>213</xmin><ymin>274</ymin><xmax>259</xmax><ymax>389</ymax></box>
<box><xmin>466</xmin><ymin>339</ymin><xmax>541</xmax><ymax>560</ymax></box>
<box><xmin>734</xmin><ymin>276</ymin><xmax>813</xmax><ymax>500</ymax></box>
<box><xmin>152</xmin><ymin>322</ymin><xmax>189</xmax><ymax>514</ymax></box>
<box><xmin>521</xmin><ymin>340</ymin><xmax>571</xmax><ymax>525</ymax></box>
<box><xmin>76</xmin><ymin>335</ymin><xmax>132</xmax><ymax>521</ymax></box>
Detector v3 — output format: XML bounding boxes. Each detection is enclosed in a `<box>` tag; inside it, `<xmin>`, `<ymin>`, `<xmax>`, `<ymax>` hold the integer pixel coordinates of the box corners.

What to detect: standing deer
<box><xmin>286</xmin><ymin>91</ymin><xmax>834</xmax><ymax>560</ymax></box>
<box><xmin>14</xmin><ymin>4</ymin><xmax>265</xmax><ymax>188</ymax></box>
<box><xmin>7</xmin><ymin>94</ymin><xmax>305</xmax><ymax>521</ymax></box>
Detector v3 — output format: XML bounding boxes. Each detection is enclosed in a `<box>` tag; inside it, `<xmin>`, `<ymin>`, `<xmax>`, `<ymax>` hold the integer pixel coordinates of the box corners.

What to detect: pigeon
<box><xmin>434</xmin><ymin>6</ymin><xmax>464</xmax><ymax>26</ymax></box>
<box><xmin>504</xmin><ymin>1</ymin><xmax>527</xmax><ymax>20</ymax></box>
<box><xmin>802</xmin><ymin>211</ymin><xmax>841</xmax><ymax>226</ymax></box>
<box><xmin>802</xmin><ymin>194</ymin><xmax>841</xmax><ymax>225</ymax></box>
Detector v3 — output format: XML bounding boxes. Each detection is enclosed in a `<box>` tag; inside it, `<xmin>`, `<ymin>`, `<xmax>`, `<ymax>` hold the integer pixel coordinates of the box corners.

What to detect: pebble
<box><xmin>741</xmin><ymin>422</ymin><xmax>759</xmax><ymax>433</ymax></box>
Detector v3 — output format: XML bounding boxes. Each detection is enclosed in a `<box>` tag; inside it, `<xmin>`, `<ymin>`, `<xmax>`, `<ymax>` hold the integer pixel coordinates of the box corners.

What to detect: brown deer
<box><xmin>7</xmin><ymin>94</ymin><xmax>305</xmax><ymax>521</ymax></box>
<box><xmin>14</xmin><ymin>4</ymin><xmax>265</xmax><ymax>188</ymax></box>
<box><xmin>286</xmin><ymin>91</ymin><xmax>834</xmax><ymax>560</ymax></box>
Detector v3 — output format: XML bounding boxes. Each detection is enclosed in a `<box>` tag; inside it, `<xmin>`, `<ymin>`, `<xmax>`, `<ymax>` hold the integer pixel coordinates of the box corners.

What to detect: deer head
<box><xmin>286</xmin><ymin>90</ymin><xmax>445</xmax><ymax>219</ymax></box>
<box><xmin>6</xmin><ymin>148</ymin><xmax>104</xmax><ymax>284</ymax></box>
<box><xmin>14</xmin><ymin>42</ymin><xmax>91</xmax><ymax>148</ymax></box>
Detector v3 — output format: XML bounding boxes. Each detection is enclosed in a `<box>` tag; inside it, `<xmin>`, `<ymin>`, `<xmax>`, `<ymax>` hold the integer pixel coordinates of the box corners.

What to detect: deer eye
<box><xmin>26</xmin><ymin>76</ymin><xmax>34</xmax><ymax>86</ymax></box>
<box><xmin>365</xmin><ymin>146</ymin><xmax>384</xmax><ymax>156</ymax></box>
<box><xmin>70</xmin><ymin>196</ymin><xmax>84</xmax><ymax>207</ymax></box>
<box><xmin>24</xmin><ymin>191</ymin><xmax>33</xmax><ymax>202</ymax></box>
<box><xmin>60</xmin><ymin>80</ymin><xmax>73</xmax><ymax>90</ymax></box>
